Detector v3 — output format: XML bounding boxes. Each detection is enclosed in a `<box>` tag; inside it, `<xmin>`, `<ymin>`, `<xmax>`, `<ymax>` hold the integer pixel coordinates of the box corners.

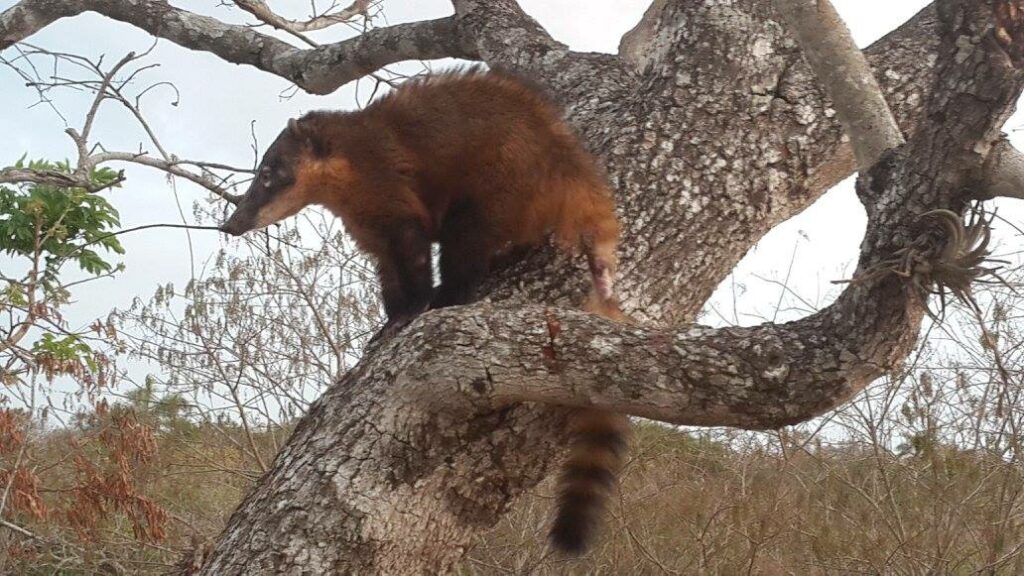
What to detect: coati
<box><xmin>220</xmin><ymin>68</ymin><xmax>629</xmax><ymax>554</ymax></box>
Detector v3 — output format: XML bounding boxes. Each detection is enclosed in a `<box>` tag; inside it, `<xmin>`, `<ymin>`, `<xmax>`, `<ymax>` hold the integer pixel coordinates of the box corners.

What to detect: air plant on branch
<box><xmin>844</xmin><ymin>206</ymin><xmax>1009</xmax><ymax>319</ymax></box>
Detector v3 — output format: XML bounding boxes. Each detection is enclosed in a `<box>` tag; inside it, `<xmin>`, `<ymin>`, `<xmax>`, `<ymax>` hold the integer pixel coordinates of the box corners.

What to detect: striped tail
<box><xmin>549</xmin><ymin>409</ymin><xmax>630</xmax><ymax>554</ymax></box>
<box><xmin>549</xmin><ymin>190</ymin><xmax>630</xmax><ymax>553</ymax></box>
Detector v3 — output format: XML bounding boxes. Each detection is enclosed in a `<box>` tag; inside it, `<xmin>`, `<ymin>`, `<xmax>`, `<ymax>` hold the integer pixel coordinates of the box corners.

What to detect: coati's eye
<box><xmin>260</xmin><ymin>166</ymin><xmax>273</xmax><ymax>187</ymax></box>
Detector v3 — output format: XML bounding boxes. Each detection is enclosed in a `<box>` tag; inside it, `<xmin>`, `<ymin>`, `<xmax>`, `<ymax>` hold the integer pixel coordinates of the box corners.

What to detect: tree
<box><xmin>4</xmin><ymin>0</ymin><xmax>1024</xmax><ymax>573</ymax></box>
<box><xmin>0</xmin><ymin>159</ymin><xmax>124</xmax><ymax>389</ymax></box>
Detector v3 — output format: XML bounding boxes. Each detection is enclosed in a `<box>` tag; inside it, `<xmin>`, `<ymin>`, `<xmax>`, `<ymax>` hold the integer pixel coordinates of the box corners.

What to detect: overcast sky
<box><xmin>2</xmin><ymin>0</ymin><xmax>1020</xmax><ymax>362</ymax></box>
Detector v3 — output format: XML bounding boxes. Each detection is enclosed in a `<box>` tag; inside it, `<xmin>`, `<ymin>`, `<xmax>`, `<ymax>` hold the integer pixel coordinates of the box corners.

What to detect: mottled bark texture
<box><xmin>774</xmin><ymin>0</ymin><xmax>904</xmax><ymax>166</ymax></box>
<box><xmin>5</xmin><ymin>0</ymin><xmax>1024</xmax><ymax>573</ymax></box>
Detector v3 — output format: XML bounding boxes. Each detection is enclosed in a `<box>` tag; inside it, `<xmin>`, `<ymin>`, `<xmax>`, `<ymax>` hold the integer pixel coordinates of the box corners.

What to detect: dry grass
<box><xmin>464</xmin><ymin>423</ymin><xmax>1024</xmax><ymax>575</ymax></box>
<box><xmin>4</xmin><ymin>407</ymin><xmax>1024</xmax><ymax>574</ymax></box>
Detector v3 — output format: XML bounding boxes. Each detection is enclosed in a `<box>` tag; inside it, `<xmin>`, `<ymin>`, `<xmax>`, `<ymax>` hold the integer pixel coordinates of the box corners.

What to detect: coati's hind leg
<box><xmin>556</xmin><ymin>181</ymin><xmax>623</xmax><ymax>319</ymax></box>
<box><xmin>431</xmin><ymin>201</ymin><xmax>495</xmax><ymax>309</ymax></box>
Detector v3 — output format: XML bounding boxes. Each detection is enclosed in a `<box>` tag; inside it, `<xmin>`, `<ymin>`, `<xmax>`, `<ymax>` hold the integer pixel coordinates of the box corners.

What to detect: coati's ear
<box><xmin>288</xmin><ymin>117</ymin><xmax>327</xmax><ymax>157</ymax></box>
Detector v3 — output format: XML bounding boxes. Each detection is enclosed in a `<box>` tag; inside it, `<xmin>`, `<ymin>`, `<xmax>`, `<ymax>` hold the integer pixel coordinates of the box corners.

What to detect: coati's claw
<box><xmin>586</xmin><ymin>255</ymin><xmax>615</xmax><ymax>302</ymax></box>
<box><xmin>369</xmin><ymin>315</ymin><xmax>415</xmax><ymax>343</ymax></box>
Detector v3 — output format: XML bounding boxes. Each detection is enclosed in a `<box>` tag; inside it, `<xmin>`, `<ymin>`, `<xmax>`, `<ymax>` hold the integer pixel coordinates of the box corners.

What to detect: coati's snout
<box><xmin>219</xmin><ymin>175</ymin><xmax>302</xmax><ymax>236</ymax></box>
<box><xmin>219</xmin><ymin>199</ymin><xmax>259</xmax><ymax>236</ymax></box>
<box><xmin>220</xmin><ymin>118</ymin><xmax>313</xmax><ymax>236</ymax></box>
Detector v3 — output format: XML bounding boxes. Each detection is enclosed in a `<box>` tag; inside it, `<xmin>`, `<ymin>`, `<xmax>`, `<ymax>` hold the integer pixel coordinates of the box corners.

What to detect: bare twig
<box><xmin>1</xmin><ymin>47</ymin><xmax>247</xmax><ymax>203</ymax></box>
<box><xmin>0</xmin><ymin>518</ymin><xmax>39</xmax><ymax>539</ymax></box>
<box><xmin>55</xmin><ymin>223</ymin><xmax>222</xmax><ymax>267</ymax></box>
<box><xmin>233</xmin><ymin>0</ymin><xmax>371</xmax><ymax>47</ymax></box>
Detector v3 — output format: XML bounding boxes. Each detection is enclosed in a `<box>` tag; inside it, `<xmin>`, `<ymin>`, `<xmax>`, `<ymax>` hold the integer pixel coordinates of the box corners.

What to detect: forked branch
<box><xmin>0</xmin><ymin>46</ymin><xmax>247</xmax><ymax>202</ymax></box>
<box><xmin>232</xmin><ymin>0</ymin><xmax>372</xmax><ymax>48</ymax></box>
<box><xmin>234</xmin><ymin>0</ymin><xmax>371</xmax><ymax>36</ymax></box>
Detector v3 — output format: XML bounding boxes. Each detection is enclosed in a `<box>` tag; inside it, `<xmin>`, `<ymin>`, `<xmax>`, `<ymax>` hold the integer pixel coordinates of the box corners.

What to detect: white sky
<box><xmin>2</xmin><ymin>0</ymin><xmax>1021</xmax><ymax>365</ymax></box>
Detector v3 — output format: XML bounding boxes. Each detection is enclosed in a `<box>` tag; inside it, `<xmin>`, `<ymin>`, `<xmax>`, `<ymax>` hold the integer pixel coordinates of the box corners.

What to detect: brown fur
<box><xmin>292</xmin><ymin>70</ymin><xmax>618</xmax><ymax>265</ymax></box>
<box><xmin>220</xmin><ymin>68</ymin><xmax>630</xmax><ymax>553</ymax></box>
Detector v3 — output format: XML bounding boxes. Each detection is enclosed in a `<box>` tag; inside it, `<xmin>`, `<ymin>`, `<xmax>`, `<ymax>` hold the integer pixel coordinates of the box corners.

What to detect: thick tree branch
<box><xmin>393</xmin><ymin>289</ymin><xmax>914</xmax><ymax>431</ymax></box>
<box><xmin>298</xmin><ymin>17</ymin><xmax>473</xmax><ymax>94</ymax></box>
<box><xmin>446</xmin><ymin>0</ymin><xmax>639</xmax><ymax>98</ymax></box>
<box><xmin>449</xmin><ymin>0</ymin><xmax>643</xmax><ymax>108</ymax></box>
<box><xmin>0</xmin><ymin>0</ymin><xmax>473</xmax><ymax>94</ymax></box>
<box><xmin>774</xmin><ymin>0</ymin><xmax>904</xmax><ymax>169</ymax></box>
<box><xmin>450</xmin><ymin>0</ymin><xmax>560</xmax><ymax>63</ymax></box>
<box><xmin>619</xmin><ymin>0</ymin><xmax>670</xmax><ymax>72</ymax></box>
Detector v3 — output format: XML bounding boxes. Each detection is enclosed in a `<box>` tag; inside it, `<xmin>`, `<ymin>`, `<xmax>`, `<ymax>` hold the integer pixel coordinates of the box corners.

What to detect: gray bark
<box><xmin>4</xmin><ymin>0</ymin><xmax>1024</xmax><ymax>573</ymax></box>
<box><xmin>774</xmin><ymin>0</ymin><xmax>904</xmax><ymax>167</ymax></box>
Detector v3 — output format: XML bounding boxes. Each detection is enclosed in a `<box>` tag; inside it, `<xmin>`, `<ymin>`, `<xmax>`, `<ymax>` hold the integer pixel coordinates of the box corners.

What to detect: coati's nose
<box><xmin>219</xmin><ymin>220</ymin><xmax>245</xmax><ymax>236</ymax></box>
<box><xmin>220</xmin><ymin>202</ymin><xmax>259</xmax><ymax>236</ymax></box>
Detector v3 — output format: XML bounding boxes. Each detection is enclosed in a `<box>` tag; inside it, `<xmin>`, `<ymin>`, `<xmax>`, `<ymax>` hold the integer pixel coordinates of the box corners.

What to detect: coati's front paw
<box><xmin>369</xmin><ymin>315</ymin><xmax>416</xmax><ymax>343</ymax></box>
<box><xmin>428</xmin><ymin>290</ymin><xmax>454</xmax><ymax>310</ymax></box>
<box><xmin>430</xmin><ymin>284</ymin><xmax>474</xmax><ymax>310</ymax></box>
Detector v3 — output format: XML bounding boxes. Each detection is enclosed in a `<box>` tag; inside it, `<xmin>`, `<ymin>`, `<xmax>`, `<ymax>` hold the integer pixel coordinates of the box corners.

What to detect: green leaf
<box><xmin>0</xmin><ymin>158</ymin><xmax>125</xmax><ymax>277</ymax></box>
